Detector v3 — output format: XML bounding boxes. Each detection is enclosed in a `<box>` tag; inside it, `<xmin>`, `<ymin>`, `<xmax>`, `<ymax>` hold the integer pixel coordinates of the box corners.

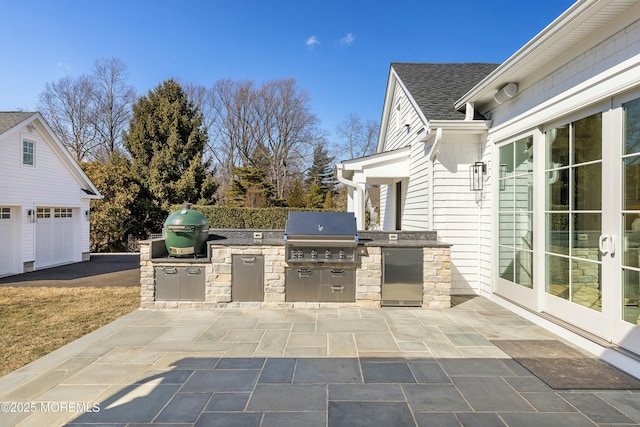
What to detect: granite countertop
<box><xmin>206</xmin><ymin>238</ymin><xmax>448</xmax><ymax>247</ymax></box>
<box><xmin>148</xmin><ymin>229</ymin><xmax>450</xmax><ymax>262</ymax></box>
<box><xmin>206</xmin><ymin>229</ymin><xmax>450</xmax><ymax>248</ymax></box>
<box><xmin>358</xmin><ymin>238</ymin><xmax>449</xmax><ymax>248</ymax></box>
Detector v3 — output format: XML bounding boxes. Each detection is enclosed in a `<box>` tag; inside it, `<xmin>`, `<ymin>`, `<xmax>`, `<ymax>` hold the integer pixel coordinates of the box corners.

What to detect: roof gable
<box><xmin>0</xmin><ymin>112</ymin><xmax>37</xmax><ymax>135</ymax></box>
<box><xmin>391</xmin><ymin>63</ymin><xmax>500</xmax><ymax>121</ymax></box>
<box><xmin>0</xmin><ymin>111</ymin><xmax>101</xmax><ymax>198</ymax></box>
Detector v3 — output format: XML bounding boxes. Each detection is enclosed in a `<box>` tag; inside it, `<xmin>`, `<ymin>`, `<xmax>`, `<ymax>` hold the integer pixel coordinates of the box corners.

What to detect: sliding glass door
<box><xmin>614</xmin><ymin>96</ymin><xmax>640</xmax><ymax>354</ymax></box>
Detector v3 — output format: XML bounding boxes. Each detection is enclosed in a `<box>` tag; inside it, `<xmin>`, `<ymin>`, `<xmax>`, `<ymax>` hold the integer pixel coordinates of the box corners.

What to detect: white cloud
<box><xmin>56</xmin><ymin>62</ymin><xmax>72</xmax><ymax>74</ymax></box>
<box><xmin>340</xmin><ymin>33</ymin><xmax>355</xmax><ymax>46</ymax></box>
<box><xmin>306</xmin><ymin>36</ymin><xmax>320</xmax><ymax>48</ymax></box>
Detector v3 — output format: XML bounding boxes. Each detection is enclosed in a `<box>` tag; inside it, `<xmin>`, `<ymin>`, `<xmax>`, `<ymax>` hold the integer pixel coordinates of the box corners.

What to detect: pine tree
<box><xmin>305</xmin><ymin>144</ymin><xmax>336</xmax><ymax>208</ymax></box>
<box><xmin>225</xmin><ymin>166</ymin><xmax>278</xmax><ymax>208</ymax></box>
<box><xmin>123</xmin><ymin>79</ymin><xmax>217</xmax><ymax>217</ymax></box>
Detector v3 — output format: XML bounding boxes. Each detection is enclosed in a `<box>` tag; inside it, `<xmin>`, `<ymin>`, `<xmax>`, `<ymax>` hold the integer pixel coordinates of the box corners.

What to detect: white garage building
<box><xmin>0</xmin><ymin>112</ymin><xmax>101</xmax><ymax>276</ymax></box>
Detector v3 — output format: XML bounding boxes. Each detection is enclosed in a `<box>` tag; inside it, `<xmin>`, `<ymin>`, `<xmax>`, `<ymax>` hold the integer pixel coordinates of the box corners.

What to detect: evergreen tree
<box><xmin>225</xmin><ymin>166</ymin><xmax>278</xmax><ymax>208</ymax></box>
<box><xmin>286</xmin><ymin>177</ymin><xmax>307</xmax><ymax>208</ymax></box>
<box><xmin>306</xmin><ymin>178</ymin><xmax>325</xmax><ymax>209</ymax></box>
<box><xmin>305</xmin><ymin>144</ymin><xmax>336</xmax><ymax>208</ymax></box>
<box><xmin>123</xmin><ymin>79</ymin><xmax>217</xmax><ymax>218</ymax></box>
<box><xmin>82</xmin><ymin>155</ymin><xmax>147</xmax><ymax>251</ymax></box>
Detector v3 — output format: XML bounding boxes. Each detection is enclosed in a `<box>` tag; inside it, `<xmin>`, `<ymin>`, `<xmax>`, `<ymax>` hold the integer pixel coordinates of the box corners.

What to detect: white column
<box><xmin>353</xmin><ymin>183</ymin><xmax>366</xmax><ymax>230</ymax></box>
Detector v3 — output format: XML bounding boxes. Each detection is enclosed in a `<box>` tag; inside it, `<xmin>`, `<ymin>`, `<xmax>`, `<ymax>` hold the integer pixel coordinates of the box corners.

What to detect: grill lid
<box><xmin>284</xmin><ymin>211</ymin><xmax>358</xmax><ymax>242</ymax></box>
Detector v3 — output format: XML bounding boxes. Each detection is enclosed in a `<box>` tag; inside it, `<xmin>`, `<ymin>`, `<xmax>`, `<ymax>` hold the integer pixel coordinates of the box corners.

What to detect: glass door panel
<box><xmin>621</xmin><ymin>98</ymin><xmax>640</xmax><ymax>331</ymax></box>
<box><xmin>545</xmin><ymin>112</ymin><xmax>604</xmax><ymax>320</ymax></box>
<box><xmin>497</xmin><ymin>136</ymin><xmax>534</xmax><ymax>295</ymax></box>
<box><xmin>546</xmin><ymin>254</ymin><xmax>570</xmax><ymax>300</ymax></box>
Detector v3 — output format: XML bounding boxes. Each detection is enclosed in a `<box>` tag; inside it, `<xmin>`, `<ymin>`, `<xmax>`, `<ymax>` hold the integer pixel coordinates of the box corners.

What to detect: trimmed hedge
<box><xmin>171</xmin><ymin>205</ymin><xmax>337</xmax><ymax>229</ymax></box>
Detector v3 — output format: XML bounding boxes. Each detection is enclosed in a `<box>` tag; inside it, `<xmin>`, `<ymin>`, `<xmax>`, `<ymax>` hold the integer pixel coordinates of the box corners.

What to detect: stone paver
<box><xmin>0</xmin><ymin>296</ymin><xmax>638</xmax><ymax>426</ymax></box>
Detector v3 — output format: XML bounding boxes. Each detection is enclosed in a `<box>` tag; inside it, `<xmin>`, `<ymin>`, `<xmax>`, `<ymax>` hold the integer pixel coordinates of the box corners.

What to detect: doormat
<box><xmin>491</xmin><ymin>340</ymin><xmax>640</xmax><ymax>390</ymax></box>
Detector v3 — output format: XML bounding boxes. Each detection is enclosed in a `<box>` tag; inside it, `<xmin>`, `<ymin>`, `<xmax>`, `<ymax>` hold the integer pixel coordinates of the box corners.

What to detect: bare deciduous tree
<box><xmin>38</xmin><ymin>75</ymin><xmax>98</xmax><ymax>162</ymax></box>
<box><xmin>38</xmin><ymin>57</ymin><xmax>135</xmax><ymax>163</ymax></box>
<box><xmin>260</xmin><ymin>79</ymin><xmax>320</xmax><ymax>199</ymax></box>
<box><xmin>91</xmin><ymin>58</ymin><xmax>136</xmax><ymax>161</ymax></box>
<box><xmin>195</xmin><ymin>78</ymin><xmax>320</xmax><ymax>203</ymax></box>
<box><xmin>335</xmin><ymin>113</ymin><xmax>379</xmax><ymax>160</ymax></box>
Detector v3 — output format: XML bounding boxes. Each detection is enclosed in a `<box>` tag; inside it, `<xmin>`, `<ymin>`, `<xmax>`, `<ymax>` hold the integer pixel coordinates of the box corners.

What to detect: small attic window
<box><xmin>82</xmin><ymin>188</ymin><xmax>97</xmax><ymax>195</ymax></box>
<box><xmin>22</xmin><ymin>140</ymin><xmax>34</xmax><ymax>166</ymax></box>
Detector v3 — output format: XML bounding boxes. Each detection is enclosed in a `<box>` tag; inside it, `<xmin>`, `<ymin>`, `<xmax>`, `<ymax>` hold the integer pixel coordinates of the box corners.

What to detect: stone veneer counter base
<box><xmin>139</xmin><ymin>229</ymin><xmax>451</xmax><ymax>310</ymax></box>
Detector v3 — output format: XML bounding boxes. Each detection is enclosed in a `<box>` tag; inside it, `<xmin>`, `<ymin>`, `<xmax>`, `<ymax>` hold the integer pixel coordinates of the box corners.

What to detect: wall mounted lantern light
<box><xmin>470</xmin><ymin>161</ymin><xmax>486</xmax><ymax>191</ymax></box>
<box><xmin>27</xmin><ymin>209</ymin><xmax>36</xmax><ymax>223</ymax></box>
<box><xmin>85</xmin><ymin>210</ymin><xmax>90</xmax><ymax>221</ymax></box>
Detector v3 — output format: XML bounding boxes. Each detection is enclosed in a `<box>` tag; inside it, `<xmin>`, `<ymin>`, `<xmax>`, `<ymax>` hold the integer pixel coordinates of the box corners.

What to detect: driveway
<box><xmin>0</xmin><ymin>253</ymin><xmax>140</xmax><ymax>287</ymax></box>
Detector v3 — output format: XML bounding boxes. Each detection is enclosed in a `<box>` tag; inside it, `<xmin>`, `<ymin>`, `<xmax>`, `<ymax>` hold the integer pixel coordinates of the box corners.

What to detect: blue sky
<box><xmin>1</xmin><ymin>0</ymin><xmax>575</xmax><ymax>144</ymax></box>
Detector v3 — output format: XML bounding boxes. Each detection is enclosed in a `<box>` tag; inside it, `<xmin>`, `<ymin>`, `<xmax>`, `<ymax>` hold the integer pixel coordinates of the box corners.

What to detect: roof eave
<box><xmin>32</xmin><ymin>114</ymin><xmax>103</xmax><ymax>199</ymax></box>
<box><xmin>454</xmin><ymin>0</ymin><xmax>603</xmax><ymax>111</ymax></box>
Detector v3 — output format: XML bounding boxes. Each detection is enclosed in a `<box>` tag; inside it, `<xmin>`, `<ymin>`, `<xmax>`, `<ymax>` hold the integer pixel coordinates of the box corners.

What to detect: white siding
<box><xmin>482</xmin><ymin>15</ymin><xmax>640</xmax><ymax>297</ymax></box>
<box><xmin>381</xmin><ymin>81</ymin><xmax>423</xmax><ymax>152</ymax></box>
<box><xmin>403</xmin><ymin>143</ymin><xmax>430</xmax><ymax>230</ymax></box>
<box><xmin>432</xmin><ymin>140</ymin><xmax>487</xmax><ymax>294</ymax></box>
<box><xmin>491</xmin><ymin>16</ymin><xmax>640</xmax><ymax>129</ymax></box>
<box><xmin>379</xmin><ymin>185</ymin><xmax>390</xmax><ymax>230</ymax></box>
<box><xmin>478</xmin><ymin>143</ymin><xmax>493</xmax><ymax>297</ymax></box>
<box><xmin>0</xmin><ymin>121</ymin><xmax>93</xmax><ymax>272</ymax></box>
<box><xmin>378</xmin><ymin>81</ymin><xmax>426</xmax><ymax>230</ymax></box>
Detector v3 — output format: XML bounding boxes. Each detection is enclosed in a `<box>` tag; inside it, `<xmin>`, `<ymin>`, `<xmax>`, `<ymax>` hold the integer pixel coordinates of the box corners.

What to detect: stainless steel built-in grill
<box><xmin>284</xmin><ymin>212</ymin><xmax>358</xmax><ymax>302</ymax></box>
<box><xmin>284</xmin><ymin>211</ymin><xmax>358</xmax><ymax>263</ymax></box>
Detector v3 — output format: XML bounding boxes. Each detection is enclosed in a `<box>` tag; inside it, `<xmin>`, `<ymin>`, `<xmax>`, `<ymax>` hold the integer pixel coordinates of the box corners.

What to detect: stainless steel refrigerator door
<box><xmin>382</xmin><ymin>248</ymin><xmax>423</xmax><ymax>306</ymax></box>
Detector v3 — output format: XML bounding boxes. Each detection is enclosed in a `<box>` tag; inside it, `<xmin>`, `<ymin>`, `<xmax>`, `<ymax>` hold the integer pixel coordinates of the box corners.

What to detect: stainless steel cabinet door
<box><xmin>232</xmin><ymin>255</ymin><xmax>264</xmax><ymax>302</ymax></box>
<box><xmin>285</xmin><ymin>267</ymin><xmax>319</xmax><ymax>302</ymax></box>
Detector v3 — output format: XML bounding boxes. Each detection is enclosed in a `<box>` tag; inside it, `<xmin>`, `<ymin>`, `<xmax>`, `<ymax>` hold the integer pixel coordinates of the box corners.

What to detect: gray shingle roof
<box><xmin>0</xmin><ymin>112</ymin><xmax>36</xmax><ymax>135</ymax></box>
<box><xmin>391</xmin><ymin>63</ymin><xmax>499</xmax><ymax>120</ymax></box>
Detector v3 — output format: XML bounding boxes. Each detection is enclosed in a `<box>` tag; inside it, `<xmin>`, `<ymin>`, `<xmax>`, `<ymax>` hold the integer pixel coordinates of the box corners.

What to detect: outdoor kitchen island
<box><xmin>139</xmin><ymin>226</ymin><xmax>451</xmax><ymax>310</ymax></box>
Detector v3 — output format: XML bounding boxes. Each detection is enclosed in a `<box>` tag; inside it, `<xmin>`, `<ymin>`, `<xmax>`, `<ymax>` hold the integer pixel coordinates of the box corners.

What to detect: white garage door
<box><xmin>36</xmin><ymin>207</ymin><xmax>76</xmax><ymax>269</ymax></box>
<box><xmin>0</xmin><ymin>207</ymin><xmax>15</xmax><ymax>276</ymax></box>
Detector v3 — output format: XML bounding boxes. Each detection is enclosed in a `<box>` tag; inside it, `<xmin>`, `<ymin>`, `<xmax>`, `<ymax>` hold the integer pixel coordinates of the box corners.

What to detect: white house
<box><xmin>0</xmin><ymin>112</ymin><xmax>102</xmax><ymax>276</ymax></box>
<box><xmin>338</xmin><ymin>0</ymin><xmax>640</xmax><ymax>374</ymax></box>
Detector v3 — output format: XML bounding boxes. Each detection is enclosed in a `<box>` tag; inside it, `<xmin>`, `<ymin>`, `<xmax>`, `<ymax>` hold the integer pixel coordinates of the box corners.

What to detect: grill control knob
<box><xmin>311</xmin><ymin>249</ymin><xmax>318</xmax><ymax>259</ymax></box>
<box><xmin>325</xmin><ymin>249</ymin><xmax>332</xmax><ymax>259</ymax></box>
<box><xmin>339</xmin><ymin>250</ymin><xmax>346</xmax><ymax>259</ymax></box>
<box><xmin>297</xmin><ymin>250</ymin><xmax>304</xmax><ymax>258</ymax></box>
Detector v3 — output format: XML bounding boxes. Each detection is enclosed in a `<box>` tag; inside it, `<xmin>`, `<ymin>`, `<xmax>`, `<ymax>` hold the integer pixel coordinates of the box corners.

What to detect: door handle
<box><xmin>610</xmin><ymin>235</ymin><xmax>616</xmax><ymax>256</ymax></box>
<box><xmin>598</xmin><ymin>235</ymin><xmax>616</xmax><ymax>256</ymax></box>
<box><xmin>297</xmin><ymin>269</ymin><xmax>312</xmax><ymax>278</ymax></box>
<box><xmin>599</xmin><ymin>235</ymin><xmax>608</xmax><ymax>255</ymax></box>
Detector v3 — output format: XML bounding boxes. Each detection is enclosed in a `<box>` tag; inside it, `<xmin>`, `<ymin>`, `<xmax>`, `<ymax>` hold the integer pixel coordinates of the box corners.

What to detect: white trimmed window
<box><xmin>22</xmin><ymin>140</ymin><xmax>34</xmax><ymax>165</ymax></box>
<box><xmin>54</xmin><ymin>208</ymin><xmax>73</xmax><ymax>218</ymax></box>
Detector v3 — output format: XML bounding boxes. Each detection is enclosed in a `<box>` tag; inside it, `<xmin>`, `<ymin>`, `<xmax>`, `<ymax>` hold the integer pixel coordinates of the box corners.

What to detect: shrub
<box><xmin>171</xmin><ymin>205</ymin><xmax>339</xmax><ymax>229</ymax></box>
